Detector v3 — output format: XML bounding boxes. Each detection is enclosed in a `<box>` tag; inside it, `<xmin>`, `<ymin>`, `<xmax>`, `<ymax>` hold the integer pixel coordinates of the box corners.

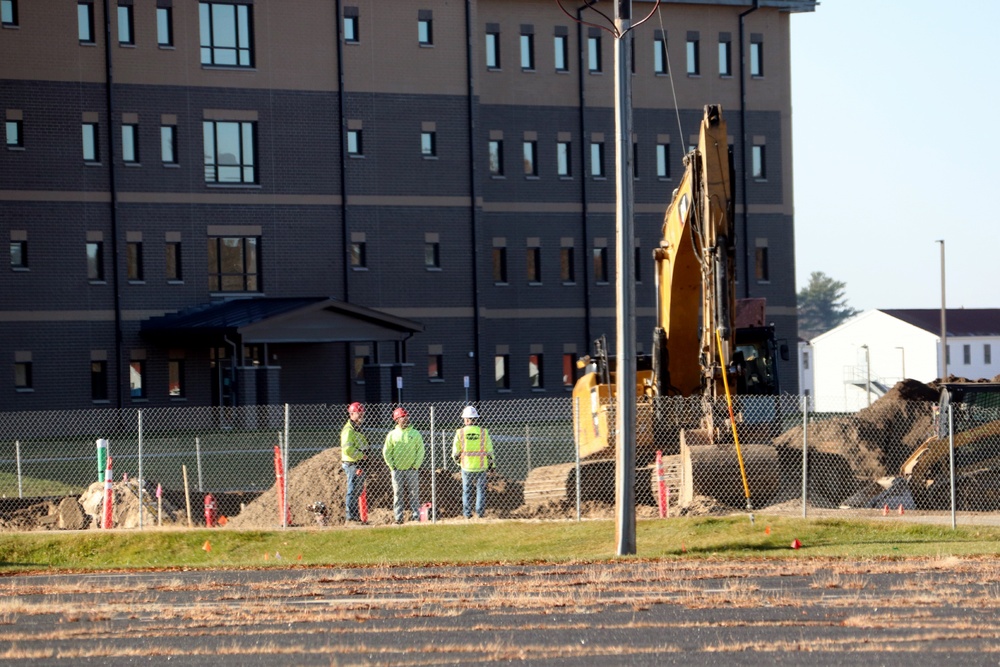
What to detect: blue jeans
<box><xmin>390</xmin><ymin>469</ymin><xmax>421</xmax><ymax>523</ymax></box>
<box><xmin>342</xmin><ymin>462</ymin><xmax>366</xmax><ymax>521</ymax></box>
<box><xmin>461</xmin><ymin>469</ymin><xmax>487</xmax><ymax>518</ymax></box>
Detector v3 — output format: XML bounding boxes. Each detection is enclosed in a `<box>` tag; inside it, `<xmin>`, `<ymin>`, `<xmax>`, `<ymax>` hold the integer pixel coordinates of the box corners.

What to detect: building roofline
<box><xmin>639</xmin><ymin>0</ymin><xmax>818</xmax><ymax>13</ymax></box>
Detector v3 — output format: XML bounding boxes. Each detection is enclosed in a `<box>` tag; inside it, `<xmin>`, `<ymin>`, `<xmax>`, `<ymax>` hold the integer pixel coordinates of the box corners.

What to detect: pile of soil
<box><xmin>773</xmin><ymin>379</ymin><xmax>940</xmax><ymax>481</ymax></box>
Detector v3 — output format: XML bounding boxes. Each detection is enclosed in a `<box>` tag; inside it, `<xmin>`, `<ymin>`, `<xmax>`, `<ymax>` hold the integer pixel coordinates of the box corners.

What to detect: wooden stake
<box><xmin>182</xmin><ymin>464</ymin><xmax>193</xmax><ymax>528</ymax></box>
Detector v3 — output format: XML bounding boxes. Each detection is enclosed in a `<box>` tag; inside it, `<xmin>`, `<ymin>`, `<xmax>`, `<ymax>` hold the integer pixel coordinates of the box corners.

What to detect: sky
<box><xmin>789</xmin><ymin>0</ymin><xmax>1000</xmax><ymax>313</ymax></box>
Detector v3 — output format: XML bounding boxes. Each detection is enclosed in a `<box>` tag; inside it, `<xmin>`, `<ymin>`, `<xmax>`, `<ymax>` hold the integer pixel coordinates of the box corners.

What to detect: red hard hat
<box><xmin>392</xmin><ymin>407</ymin><xmax>408</xmax><ymax>421</ymax></box>
<box><xmin>348</xmin><ymin>402</ymin><xmax>364</xmax><ymax>414</ymax></box>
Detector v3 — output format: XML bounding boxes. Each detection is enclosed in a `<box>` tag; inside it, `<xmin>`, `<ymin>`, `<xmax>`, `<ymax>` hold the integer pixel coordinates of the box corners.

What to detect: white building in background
<box><xmin>801</xmin><ymin>309</ymin><xmax>1000</xmax><ymax>412</ymax></box>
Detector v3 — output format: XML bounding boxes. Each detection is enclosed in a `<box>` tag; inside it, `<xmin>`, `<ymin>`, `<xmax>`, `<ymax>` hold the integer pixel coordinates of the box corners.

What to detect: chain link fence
<box><xmin>1</xmin><ymin>390</ymin><xmax>999</xmax><ymax>531</ymax></box>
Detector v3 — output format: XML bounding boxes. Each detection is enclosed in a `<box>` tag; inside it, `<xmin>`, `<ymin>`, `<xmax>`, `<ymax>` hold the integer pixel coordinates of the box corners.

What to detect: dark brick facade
<box><xmin>0</xmin><ymin>0</ymin><xmax>810</xmax><ymax>411</ymax></box>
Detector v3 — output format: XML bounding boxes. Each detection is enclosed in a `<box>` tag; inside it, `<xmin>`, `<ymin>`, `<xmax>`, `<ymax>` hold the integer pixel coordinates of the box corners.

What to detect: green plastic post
<box><xmin>96</xmin><ymin>438</ymin><xmax>108</xmax><ymax>482</ymax></box>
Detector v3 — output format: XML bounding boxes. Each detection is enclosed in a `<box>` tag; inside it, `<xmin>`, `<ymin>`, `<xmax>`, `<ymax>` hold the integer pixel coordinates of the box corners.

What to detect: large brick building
<box><xmin>0</xmin><ymin>0</ymin><xmax>814</xmax><ymax>411</ymax></box>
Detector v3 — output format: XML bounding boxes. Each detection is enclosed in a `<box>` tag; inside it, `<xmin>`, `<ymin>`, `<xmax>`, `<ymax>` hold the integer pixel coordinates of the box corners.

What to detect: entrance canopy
<box><xmin>141</xmin><ymin>297</ymin><xmax>423</xmax><ymax>344</ymax></box>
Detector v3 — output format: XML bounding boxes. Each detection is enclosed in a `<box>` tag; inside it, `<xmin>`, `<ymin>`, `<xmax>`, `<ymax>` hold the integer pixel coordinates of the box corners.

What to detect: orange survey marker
<box><xmin>273</xmin><ymin>446</ymin><xmax>292</xmax><ymax>526</ymax></box>
<box><xmin>103</xmin><ymin>456</ymin><xmax>114</xmax><ymax>529</ymax></box>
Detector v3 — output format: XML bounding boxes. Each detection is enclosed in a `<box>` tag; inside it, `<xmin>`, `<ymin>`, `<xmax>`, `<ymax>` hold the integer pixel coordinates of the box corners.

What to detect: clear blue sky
<box><xmin>790</xmin><ymin>0</ymin><xmax>1000</xmax><ymax>312</ymax></box>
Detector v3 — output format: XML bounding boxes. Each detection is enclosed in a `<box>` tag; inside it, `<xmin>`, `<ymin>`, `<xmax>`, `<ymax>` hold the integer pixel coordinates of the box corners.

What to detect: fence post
<box><xmin>801</xmin><ymin>394</ymin><xmax>808</xmax><ymax>519</ymax></box>
<box><xmin>195</xmin><ymin>436</ymin><xmax>203</xmax><ymax>492</ymax></box>
<box><xmin>283</xmin><ymin>403</ymin><xmax>290</xmax><ymax>529</ymax></box>
<box><xmin>948</xmin><ymin>403</ymin><xmax>956</xmax><ymax>530</ymax></box>
<box><xmin>574</xmin><ymin>396</ymin><xmax>581</xmax><ymax>522</ymax></box>
<box><xmin>525</xmin><ymin>424</ymin><xmax>531</xmax><ymax>479</ymax></box>
<box><xmin>430</xmin><ymin>405</ymin><xmax>437</xmax><ymax>523</ymax></box>
<box><xmin>15</xmin><ymin>440</ymin><xmax>22</xmax><ymax>498</ymax></box>
<box><xmin>138</xmin><ymin>409</ymin><xmax>144</xmax><ymax>530</ymax></box>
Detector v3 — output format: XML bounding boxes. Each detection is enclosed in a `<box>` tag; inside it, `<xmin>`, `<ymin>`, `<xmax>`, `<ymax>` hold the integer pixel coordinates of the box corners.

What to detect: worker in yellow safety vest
<box><xmin>452</xmin><ymin>405</ymin><xmax>494</xmax><ymax>519</ymax></box>
<box><xmin>340</xmin><ymin>402</ymin><xmax>369</xmax><ymax>524</ymax></box>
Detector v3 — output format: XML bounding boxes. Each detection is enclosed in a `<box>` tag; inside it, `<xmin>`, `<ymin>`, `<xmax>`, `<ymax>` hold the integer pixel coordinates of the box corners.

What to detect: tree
<box><xmin>797</xmin><ymin>271</ymin><xmax>860</xmax><ymax>339</ymax></box>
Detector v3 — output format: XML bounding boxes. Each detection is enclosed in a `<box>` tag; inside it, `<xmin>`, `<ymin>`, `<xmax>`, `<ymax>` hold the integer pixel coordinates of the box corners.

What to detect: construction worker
<box><xmin>383</xmin><ymin>407</ymin><xmax>425</xmax><ymax>524</ymax></box>
<box><xmin>340</xmin><ymin>402</ymin><xmax>369</xmax><ymax>524</ymax></box>
<box><xmin>452</xmin><ymin>405</ymin><xmax>494</xmax><ymax>519</ymax></box>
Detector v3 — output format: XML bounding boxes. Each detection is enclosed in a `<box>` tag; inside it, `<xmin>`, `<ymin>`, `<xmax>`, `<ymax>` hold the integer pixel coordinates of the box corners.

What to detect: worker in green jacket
<box><xmin>452</xmin><ymin>405</ymin><xmax>494</xmax><ymax>519</ymax></box>
<box><xmin>383</xmin><ymin>407</ymin><xmax>425</xmax><ymax>524</ymax></box>
<box><xmin>340</xmin><ymin>402</ymin><xmax>369</xmax><ymax>524</ymax></box>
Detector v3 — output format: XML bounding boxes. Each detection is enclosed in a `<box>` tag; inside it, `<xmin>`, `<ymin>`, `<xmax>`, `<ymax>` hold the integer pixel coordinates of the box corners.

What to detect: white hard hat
<box><xmin>461</xmin><ymin>406</ymin><xmax>479</xmax><ymax>419</ymax></box>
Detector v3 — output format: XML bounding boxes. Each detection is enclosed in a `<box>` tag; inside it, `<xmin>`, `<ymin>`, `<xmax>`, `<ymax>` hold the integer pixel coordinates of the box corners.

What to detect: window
<box><xmin>11</xmin><ymin>240</ymin><xmax>27</xmax><ymax>268</ymax></box>
<box><xmin>485</xmin><ymin>28</ymin><xmax>500</xmax><ymax>68</ymax></box>
<box><xmin>560</xmin><ymin>247</ymin><xmax>575</xmax><ymax>283</ymax></box>
<box><xmin>421</xmin><ymin>131</ymin><xmax>436</xmax><ymax>157</ymax></box>
<box><xmin>557</xmin><ymin>140</ymin><xmax>571</xmax><ymax>177</ymax></box>
<box><xmin>495</xmin><ymin>354</ymin><xmax>510</xmax><ymax>390</ymax></box>
<box><xmin>78</xmin><ymin>2</ymin><xmax>94</xmax><ymax>43</ymax></box>
<box><xmin>488</xmin><ymin>139</ymin><xmax>503</xmax><ymax>176</ymax></box>
<box><xmin>632</xmin><ymin>141</ymin><xmax>639</xmax><ymax>179</ymax></box>
<box><xmin>634</xmin><ymin>246</ymin><xmax>642</xmax><ymax>283</ymax></box>
<box><xmin>126</xmin><ymin>241</ymin><xmax>144</xmax><ymax>281</ymax></box>
<box><xmin>166</xmin><ymin>241</ymin><xmax>182</xmax><ymax>281</ymax></box>
<box><xmin>588</xmin><ymin>35</ymin><xmax>601</xmax><ymax>72</ymax></box>
<box><xmin>428</xmin><ymin>354</ymin><xmax>443</xmax><ymax>379</ymax></box>
<box><xmin>527</xmin><ymin>247</ymin><xmax>541</xmax><ymax>283</ymax></box>
<box><xmin>87</xmin><ymin>241</ymin><xmax>104</xmax><ymax>281</ymax></box>
<box><xmin>492</xmin><ymin>247</ymin><xmax>508</xmax><ymax>283</ymax></box>
<box><xmin>424</xmin><ymin>241</ymin><xmax>440</xmax><ymax>269</ymax></box>
<box><xmin>5</xmin><ymin>119</ymin><xmax>22</xmax><ymax>148</ymax></box>
<box><xmin>590</xmin><ymin>141</ymin><xmax>604</xmax><ymax>177</ymax></box>
<box><xmin>686</xmin><ymin>36</ymin><xmax>699</xmax><ymax>75</ymax></box>
<box><xmin>352</xmin><ymin>345</ymin><xmax>368</xmax><ymax>381</ymax></box>
<box><xmin>562</xmin><ymin>353</ymin><xmax>577</xmax><ymax>388</ymax></box>
<box><xmin>418</xmin><ymin>13</ymin><xmax>432</xmax><ymax>46</ymax></box>
<box><xmin>208</xmin><ymin>236</ymin><xmax>260</xmax><ymax>292</ymax></box>
<box><xmin>350</xmin><ymin>241</ymin><xmax>366</xmax><ymax>269</ymax></box>
<box><xmin>161</xmin><ymin>125</ymin><xmax>177</xmax><ymax>164</ymax></box>
<box><xmin>520</xmin><ymin>31</ymin><xmax>534</xmax><ymax>70</ymax></box>
<box><xmin>1</xmin><ymin>0</ymin><xmax>17</xmax><ymax>27</ymax></box>
<box><xmin>554</xmin><ymin>33</ymin><xmax>568</xmax><ymax>72</ymax></box>
<box><xmin>719</xmin><ymin>36</ymin><xmax>732</xmax><ymax>76</ymax></box>
<box><xmin>122</xmin><ymin>123</ymin><xmax>138</xmax><ymax>163</ymax></box>
<box><xmin>755</xmin><ymin>245</ymin><xmax>769</xmax><ymax>282</ymax></box>
<box><xmin>522</xmin><ymin>140</ymin><xmax>537</xmax><ymax>176</ymax></box>
<box><xmin>91</xmin><ymin>361</ymin><xmax>108</xmax><ymax>401</ymax></box>
<box><xmin>203</xmin><ymin>120</ymin><xmax>256</xmax><ymax>184</ymax></box>
<box><xmin>14</xmin><ymin>361</ymin><xmax>32</xmax><ymax>390</ymax></box>
<box><xmin>118</xmin><ymin>4</ymin><xmax>134</xmax><ymax>45</ymax></box>
<box><xmin>656</xmin><ymin>143</ymin><xmax>670</xmax><ymax>178</ymax></box>
<box><xmin>803</xmin><ymin>351</ymin><xmax>809</xmax><ymax>370</ymax></box>
<box><xmin>129</xmin><ymin>359</ymin><xmax>146</xmax><ymax>399</ymax></box>
<box><xmin>343</xmin><ymin>9</ymin><xmax>358</xmax><ymax>43</ymax></box>
<box><xmin>654</xmin><ymin>34</ymin><xmax>668</xmax><ymax>74</ymax></box>
<box><xmin>529</xmin><ymin>353</ymin><xmax>543</xmax><ymax>389</ymax></box>
<box><xmin>199</xmin><ymin>2</ymin><xmax>254</xmax><ymax>67</ymax></box>
<box><xmin>963</xmin><ymin>344</ymin><xmax>971</xmax><ymax>365</ymax></box>
<box><xmin>593</xmin><ymin>247</ymin><xmax>608</xmax><ymax>283</ymax></box>
<box><xmin>750</xmin><ymin>37</ymin><xmax>764</xmax><ymax>76</ymax></box>
<box><xmin>752</xmin><ymin>144</ymin><xmax>766</xmax><ymax>179</ymax></box>
<box><xmin>946</xmin><ymin>345</ymin><xmax>950</xmax><ymax>365</ymax></box>
<box><xmin>157</xmin><ymin>6</ymin><xmax>173</xmax><ymax>46</ymax></box>
<box><xmin>168</xmin><ymin>359</ymin><xmax>185</xmax><ymax>397</ymax></box>
<box><xmin>82</xmin><ymin>122</ymin><xmax>99</xmax><ymax>162</ymax></box>
<box><xmin>986</xmin><ymin>344</ymin><xmax>993</xmax><ymax>365</ymax></box>
<box><xmin>347</xmin><ymin>129</ymin><xmax>362</xmax><ymax>156</ymax></box>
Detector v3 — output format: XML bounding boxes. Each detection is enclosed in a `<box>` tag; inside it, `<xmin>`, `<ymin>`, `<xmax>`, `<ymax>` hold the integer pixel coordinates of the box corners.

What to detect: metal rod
<box><xmin>430</xmin><ymin>405</ymin><xmax>437</xmax><ymax>523</ymax></box>
<box><xmin>948</xmin><ymin>403</ymin><xmax>956</xmax><ymax>530</ymax></box>
<box><xmin>195</xmin><ymin>436</ymin><xmax>203</xmax><ymax>493</ymax></box>
<box><xmin>138</xmin><ymin>409</ymin><xmax>143</xmax><ymax>530</ymax></box>
<box><xmin>15</xmin><ymin>440</ymin><xmax>22</xmax><ymax>499</ymax></box>
<box><xmin>801</xmin><ymin>394</ymin><xmax>808</xmax><ymax>519</ymax></box>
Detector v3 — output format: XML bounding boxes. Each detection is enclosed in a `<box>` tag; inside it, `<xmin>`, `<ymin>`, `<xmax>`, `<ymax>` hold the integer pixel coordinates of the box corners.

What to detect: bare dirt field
<box><xmin>2</xmin><ymin>555</ymin><xmax>999</xmax><ymax>665</ymax></box>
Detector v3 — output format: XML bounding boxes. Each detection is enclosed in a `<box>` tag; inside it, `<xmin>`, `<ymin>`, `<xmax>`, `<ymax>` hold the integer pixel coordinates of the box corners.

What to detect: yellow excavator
<box><xmin>524</xmin><ymin>105</ymin><xmax>788</xmax><ymax>508</ymax></box>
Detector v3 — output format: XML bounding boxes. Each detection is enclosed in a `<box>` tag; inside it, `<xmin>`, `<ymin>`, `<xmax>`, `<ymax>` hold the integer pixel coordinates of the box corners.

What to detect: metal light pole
<box><xmin>936</xmin><ymin>239</ymin><xmax>947</xmax><ymax>379</ymax></box>
<box><xmin>895</xmin><ymin>346</ymin><xmax>905</xmax><ymax>380</ymax></box>
<box><xmin>613</xmin><ymin>0</ymin><xmax>637</xmax><ymax>557</ymax></box>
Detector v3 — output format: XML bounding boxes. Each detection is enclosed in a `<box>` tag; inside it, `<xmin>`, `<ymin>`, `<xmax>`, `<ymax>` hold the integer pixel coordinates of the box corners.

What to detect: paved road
<box><xmin>1</xmin><ymin>556</ymin><xmax>998</xmax><ymax>665</ymax></box>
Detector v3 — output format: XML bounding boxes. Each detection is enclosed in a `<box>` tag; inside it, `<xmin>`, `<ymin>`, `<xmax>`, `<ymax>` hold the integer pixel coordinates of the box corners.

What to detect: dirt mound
<box><xmin>226</xmin><ymin>447</ymin><xmax>526</xmax><ymax>528</ymax></box>
<box><xmin>774</xmin><ymin>379</ymin><xmax>939</xmax><ymax>484</ymax></box>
